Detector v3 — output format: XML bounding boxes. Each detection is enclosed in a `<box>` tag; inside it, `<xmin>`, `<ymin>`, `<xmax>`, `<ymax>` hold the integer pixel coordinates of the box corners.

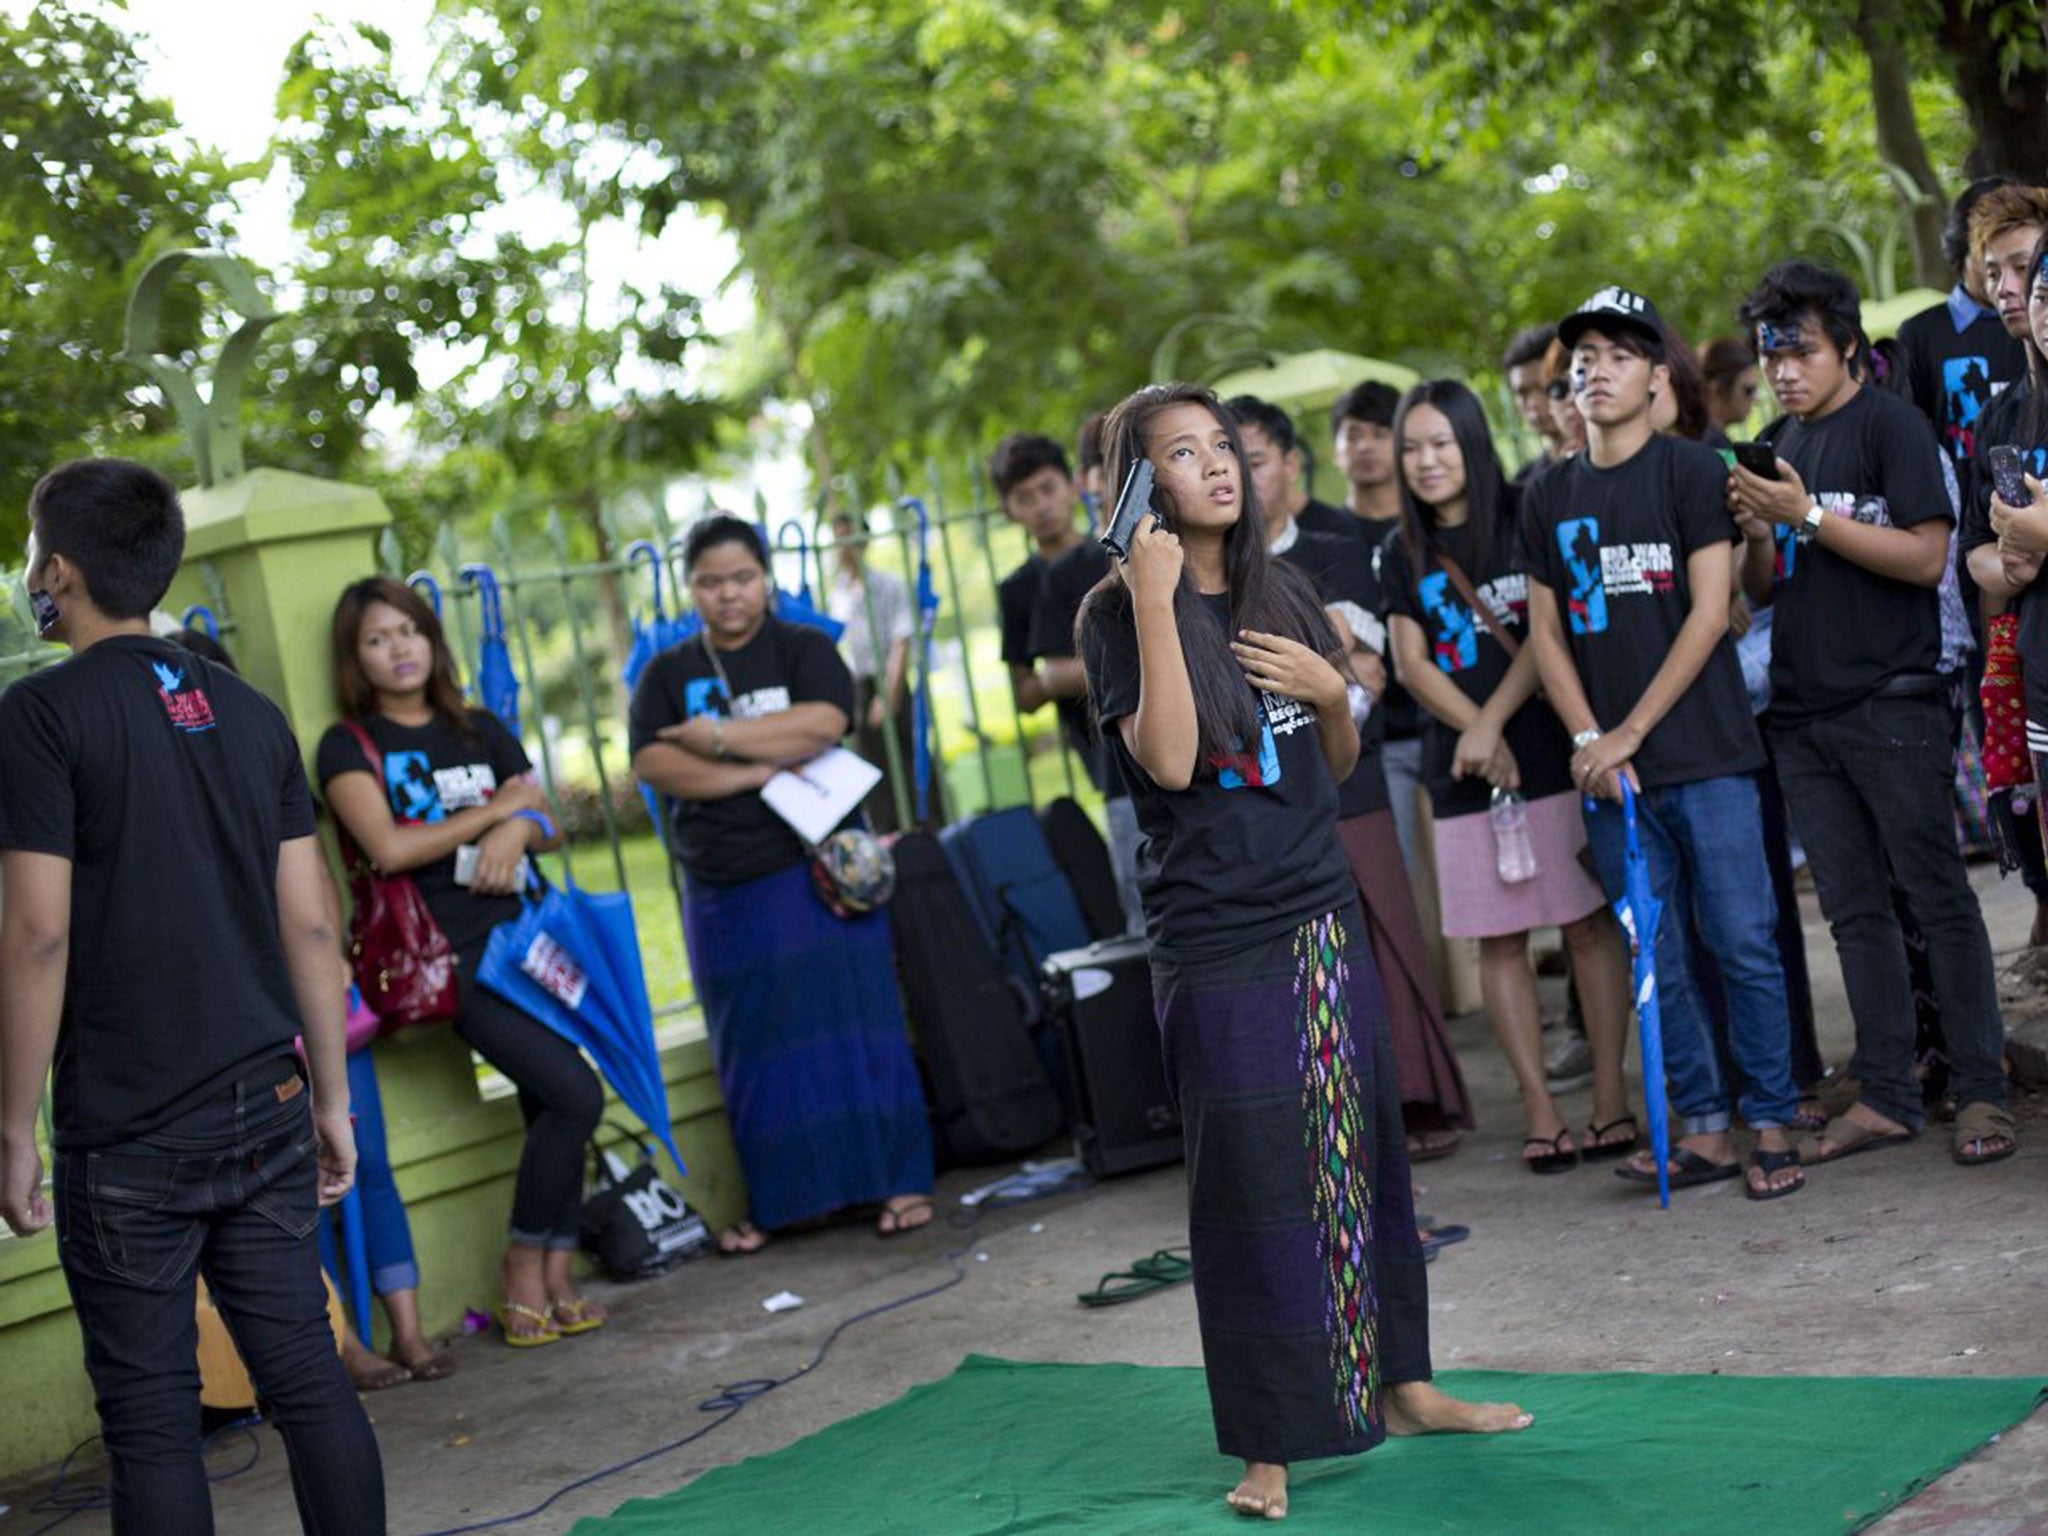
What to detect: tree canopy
<box><xmin>0</xmin><ymin>0</ymin><xmax>2025</xmax><ymax>554</ymax></box>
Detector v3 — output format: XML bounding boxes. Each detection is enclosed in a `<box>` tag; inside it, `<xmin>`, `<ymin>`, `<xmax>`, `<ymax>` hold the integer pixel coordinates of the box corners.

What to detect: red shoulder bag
<box><xmin>335</xmin><ymin>719</ymin><xmax>459</xmax><ymax>1030</ymax></box>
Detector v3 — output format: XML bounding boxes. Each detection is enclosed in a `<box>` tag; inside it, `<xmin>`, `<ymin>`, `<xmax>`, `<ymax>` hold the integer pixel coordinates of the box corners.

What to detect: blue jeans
<box><xmin>1585</xmin><ymin>774</ymin><xmax>1799</xmax><ymax>1135</ymax></box>
<box><xmin>316</xmin><ymin>1049</ymin><xmax>419</xmax><ymax>1297</ymax></box>
<box><xmin>53</xmin><ymin>1054</ymin><xmax>384</xmax><ymax>1535</ymax></box>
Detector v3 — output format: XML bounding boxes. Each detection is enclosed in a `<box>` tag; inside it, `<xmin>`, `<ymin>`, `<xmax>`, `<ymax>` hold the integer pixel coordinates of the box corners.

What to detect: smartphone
<box><xmin>1733</xmin><ymin>441</ymin><xmax>1780</xmax><ymax>481</ymax></box>
<box><xmin>1989</xmin><ymin>444</ymin><xmax>2035</xmax><ymax>508</ymax></box>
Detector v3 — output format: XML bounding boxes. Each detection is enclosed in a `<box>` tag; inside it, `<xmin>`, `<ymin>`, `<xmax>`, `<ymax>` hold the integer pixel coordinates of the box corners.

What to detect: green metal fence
<box><xmin>387</xmin><ymin>467</ymin><xmax>1102</xmax><ymax>1034</ymax></box>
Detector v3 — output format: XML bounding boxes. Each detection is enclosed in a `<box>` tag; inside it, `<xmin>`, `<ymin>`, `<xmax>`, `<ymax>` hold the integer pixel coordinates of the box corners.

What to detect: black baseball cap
<box><xmin>1557</xmin><ymin>286</ymin><xmax>1668</xmax><ymax>351</ymax></box>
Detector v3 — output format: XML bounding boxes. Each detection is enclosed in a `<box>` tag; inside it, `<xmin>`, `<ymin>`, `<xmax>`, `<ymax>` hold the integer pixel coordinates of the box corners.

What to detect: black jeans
<box><xmin>455</xmin><ymin>937</ymin><xmax>604</xmax><ymax>1248</ymax></box>
<box><xmin>53</xmin><ymin>1056</ymin><xmax>385</xmax><ymax>1535</ymax></box>
<box><xmin>1769</xmin><ymin>693</ymin><xmax>2009</xmax><ymax>1130</ymax></box>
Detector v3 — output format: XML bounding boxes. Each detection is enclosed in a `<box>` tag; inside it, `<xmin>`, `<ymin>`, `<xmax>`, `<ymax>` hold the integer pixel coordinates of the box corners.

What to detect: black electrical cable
<box><xmin>27</xmin><ymin>1416</ymin><xmax>264</xmax><ymax>1535</ymax></box>
<box><xmin>410</xmin><ymin>1173</ymin><xmax>1091</xmax><ymax>1536</ymax></box>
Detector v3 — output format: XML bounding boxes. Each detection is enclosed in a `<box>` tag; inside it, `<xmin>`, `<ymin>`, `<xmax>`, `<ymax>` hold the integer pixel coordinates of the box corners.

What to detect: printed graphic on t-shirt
<box><xmin>683</xmin><ymin>677</ymin><xmax>791</xmax><ymax>722</ymax></box>
<box><xmin>1209</xmin><ymin>693</ymin><xmax>1312</xmax><ymax>789</ymax></box>
<box><xmin>150</xmin><ymin>659</ymin><xmax>216</xmax><ymax>735</ymax></box>
<box><xmin>1555</xmin><ymin>517</ymin><xmax>1676</xmax><ymax>636</ymax></box>
<box><xmin>1773</xmin><ymin>491</ymin><xmax>1899</xmax><ymax>590</ymax></box>
<box><xmin>1417</xmin><ymin>570</ymin><xmax>1523</xmax><ymax>673</ymax></box>
<box><xmin>1943</xmin><ymin>357</ymin><xmax>1993</xmax><ymax>461</ymax></box>
<box><xmin>382</xmin><ymin>753</ymin><xmax>498</xmax><ymax>824</ymax></box>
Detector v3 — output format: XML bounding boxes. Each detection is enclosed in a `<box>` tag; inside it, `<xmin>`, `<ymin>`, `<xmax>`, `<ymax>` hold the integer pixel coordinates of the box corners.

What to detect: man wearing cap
<box><xmin>1522</xmin><ymin>288</ymin><xmax>1804</xmax><ymax>1199</ymax></box>
<box><xmin>1727</xmin><ymin>260</ymin><xmax>2015</xmax><ymax>1170</ymax></box>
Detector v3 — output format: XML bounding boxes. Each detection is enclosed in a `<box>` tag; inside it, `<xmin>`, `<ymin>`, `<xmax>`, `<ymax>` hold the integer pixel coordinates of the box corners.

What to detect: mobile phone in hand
<box><xmin>1733</xmin><ymin>441</ymin><xmax>1780</xmax><ymax>481</ymax></box>
<box><xmin>1990</xmin><ymin>444</ymin><xmax>2035</xmax><ymax>509</ymax></box>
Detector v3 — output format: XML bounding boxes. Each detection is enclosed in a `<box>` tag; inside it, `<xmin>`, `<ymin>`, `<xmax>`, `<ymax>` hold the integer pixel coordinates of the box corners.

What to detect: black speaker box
<box><xmin>1040</xmin><ymin>937</ymin><xmax>1183</xmax><ymax>1177</ymax></box>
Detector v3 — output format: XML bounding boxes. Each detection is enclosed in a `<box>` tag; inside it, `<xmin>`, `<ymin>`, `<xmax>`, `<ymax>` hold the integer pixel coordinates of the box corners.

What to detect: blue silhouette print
<box><xmin>684</xmin><ymin>676</ymin><xmax>730</xmax><ymax>720</ymax></box>
<box><xmin>151</xmin><ymin>660</ymin><xmax>184</xmax><ymax>693</ymax></box>
<box><xmin>1418</xmin><ymin>572</ymin><xmax>1478</xmax><ymax>673</ymax></box>
<box><xmin>1942</xmin><ymin>356</ymin><xmax>1992</xmax><ymax>461</ymax></box>
<box><xmin>1215</xmin><ymin>704</ymin><xmax>1282</xmax><ymax>790</ymax></box>
<box><xmin>383</xmin><ymin>750</ymin><xmax>445</xmax><ymax>823</ymax></box>
<box><xmin>1557</xmin><ymin>517</ymin><xmax>1607</xmax><ymax>635</ymax></box>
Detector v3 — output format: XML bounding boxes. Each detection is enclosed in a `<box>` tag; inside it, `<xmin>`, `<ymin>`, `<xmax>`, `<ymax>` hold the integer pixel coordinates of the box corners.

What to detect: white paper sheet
<box><xmin>759</xmin><ymin>747</ymin><xmax>883</xmax><ymax>845</ymax></box>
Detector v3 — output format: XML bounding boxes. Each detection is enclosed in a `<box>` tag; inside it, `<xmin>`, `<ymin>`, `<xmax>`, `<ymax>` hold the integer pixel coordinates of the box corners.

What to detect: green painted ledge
<box><xmin>0</xmin><ymin>1023</ymin><xmax>742</xmax><ymax>1477</ymax></box>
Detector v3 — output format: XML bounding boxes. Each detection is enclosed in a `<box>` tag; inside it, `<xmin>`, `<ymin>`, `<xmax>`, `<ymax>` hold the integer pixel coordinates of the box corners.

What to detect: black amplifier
<box><xmin>1040</xmin><ymin>937</ymin><xmax>1183</xmax><ymax>1177</ymax></box>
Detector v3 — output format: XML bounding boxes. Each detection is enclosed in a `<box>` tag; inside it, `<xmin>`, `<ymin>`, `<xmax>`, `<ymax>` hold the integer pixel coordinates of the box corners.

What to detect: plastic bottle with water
<box><xmin>1490</xmin><ymin>786</ymin><xmax>1537</xmax><ymax>884</ymax></box>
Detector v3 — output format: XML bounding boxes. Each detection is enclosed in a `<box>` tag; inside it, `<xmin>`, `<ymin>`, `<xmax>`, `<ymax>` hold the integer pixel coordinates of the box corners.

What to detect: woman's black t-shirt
<box><xmin>626</xmin><ymin>618</ymin><xmax>857</xmax><ymax>886</ymax></box>
<box><xmin>1080</xmin><ymin>588</ymin><xmax>1354</xmax><ymax>959</ymax></box>
<box><xmin>1380</xmin><ymin>518</ymin><xmax>1575</xmax><ymax>820</ymax></box>
<box><xmin>316</xmin><ymin>708</ymin><xmax>532</xmax><ymax>951</ymax></box>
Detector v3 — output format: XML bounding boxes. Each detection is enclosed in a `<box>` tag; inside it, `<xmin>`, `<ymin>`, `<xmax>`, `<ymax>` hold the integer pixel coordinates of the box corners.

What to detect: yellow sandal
<box><xmin>551</xmin><ymin>1296</ymin><xmax>607</xmax><ymax>1336</ymax></box>
<box><xmin>496</xmin><ymin>1300</ymin><xmax>561</xmax><ymax>1348</ymax></box>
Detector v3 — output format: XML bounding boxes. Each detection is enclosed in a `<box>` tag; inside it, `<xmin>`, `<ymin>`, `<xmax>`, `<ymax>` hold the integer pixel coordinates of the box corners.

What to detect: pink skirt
<box><xmin>1432</xmin><ymin>790</ymin><xmax>1606</xmax><ymax>939</ymax></box>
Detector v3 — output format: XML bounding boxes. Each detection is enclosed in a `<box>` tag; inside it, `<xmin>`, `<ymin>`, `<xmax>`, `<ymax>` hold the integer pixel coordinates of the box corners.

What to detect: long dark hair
<box><xmin>1394</xmin><ymin>380</ymin><xmax>1513</xmax><ymax>575</ymax></box>
<box><xmin>1077</xmin><ymin>382</ymin><xmax>1333</xmax><ymax>767</ymax></box>
<box><xmin>331</xmin><ymin>575</ymin><xmax>474</xmax><ymax>736</ymax></box>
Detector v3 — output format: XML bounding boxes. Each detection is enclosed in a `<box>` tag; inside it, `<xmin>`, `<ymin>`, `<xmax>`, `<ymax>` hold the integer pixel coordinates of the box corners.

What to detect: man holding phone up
<box><xmin>1727</xmin><ymin>261</ymin><xmax>2015</xmax><ymax>1170</ymax></box>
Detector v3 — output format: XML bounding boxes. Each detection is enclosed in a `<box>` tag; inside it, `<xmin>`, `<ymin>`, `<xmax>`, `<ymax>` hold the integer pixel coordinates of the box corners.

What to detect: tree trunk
<box><xmin>1939</xmin><ymin>0</ymin><xmax>2048</xmax><ymax>181</ymax></box>
<box><xmin>1855</xmin><ymin>0</ymin><xmax>1949</xmax><ymax>289</ymax></box>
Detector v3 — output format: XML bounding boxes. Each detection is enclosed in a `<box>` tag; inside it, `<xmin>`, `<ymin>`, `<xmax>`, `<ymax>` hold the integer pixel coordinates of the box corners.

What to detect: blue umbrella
<box><xmin>621</xmin><ymin>540</ymin><xmax>696</xmax><ymax>691</ymax></box>
<box><xmin>459</xmin><ymin>563</ymin><xmax>521</xmax><ymax>736</ymax></box>
<box><xmin>476</xmin><ymin>881</ymin><xmax>686</xmax><ymax>1178</ymax></box>
<box><xmin>895</xmin><ymin>497</ymin><xmax>942</xmax><ymax>823</ymax></box>
<box><xmin>766</xmin><ymin>517</ymin><xmax>845</xmax><ymax>640</ymax></box>
<box><xmin>405</xmin><ymin>571</ymin><xmax>443</xmax><ymax>618</ymax></box>
<box><xmin>1614</xmin><ymin>779</ymin><xmax>1672</xmax><ymax>1209</ymax></box>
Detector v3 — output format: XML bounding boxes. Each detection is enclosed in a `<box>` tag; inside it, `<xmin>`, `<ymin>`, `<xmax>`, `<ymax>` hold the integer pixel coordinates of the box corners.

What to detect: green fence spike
<box><xmin>377</xmin><ymin>528</ymin><xmax>403</xmax><ymax>575</ymax></box>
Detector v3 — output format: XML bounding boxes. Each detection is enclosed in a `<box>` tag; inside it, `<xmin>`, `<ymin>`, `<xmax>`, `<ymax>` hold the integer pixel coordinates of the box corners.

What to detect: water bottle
<box><xmin>1490</xmin><ymin>786</ymin><xmax>1537</xmax><ymax>884</ymax></box>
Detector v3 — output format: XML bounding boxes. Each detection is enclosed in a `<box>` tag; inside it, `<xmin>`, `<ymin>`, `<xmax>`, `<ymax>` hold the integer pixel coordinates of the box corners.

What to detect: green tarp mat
<box><xmin>572</xmin><ymin>1356</ymin><xmax>2044</xmax><ymax>1535</ymax></box>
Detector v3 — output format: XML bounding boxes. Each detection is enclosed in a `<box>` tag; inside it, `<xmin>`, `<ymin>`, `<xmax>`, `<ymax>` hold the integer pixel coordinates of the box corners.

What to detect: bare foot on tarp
<box><xmin>1384</xmin><ymin>1380</ymin><xmax>1533</xmax><ymax>1435</ymax></box>
<box><xmin>1225</xmin><ymin>1460</ymin><xmax>1288</xmax><ymax>1519</ymax></box>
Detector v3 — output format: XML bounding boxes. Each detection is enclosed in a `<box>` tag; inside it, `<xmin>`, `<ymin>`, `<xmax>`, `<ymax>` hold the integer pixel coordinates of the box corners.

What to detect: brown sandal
<box><xmin>1952</xmin><ymin>1103</ymin><xmax>2018</xmax><ymax>1166</ymax></box>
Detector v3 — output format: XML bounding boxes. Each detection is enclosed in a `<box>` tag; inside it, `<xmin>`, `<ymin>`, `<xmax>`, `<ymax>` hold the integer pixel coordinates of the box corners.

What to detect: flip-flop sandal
<box><xmin>1580</xmin><ymin>1115</ymin><xmax>1641</xmax><ymax>1163</ymax></box>
<box><xmin>397</xmin><ymin>1349</ymin><xmax>458</xmax><ymax>1382</ymax></box>
<box><xmin>551</xmin><ymin>1297</ymin><xmax>607</xmax><ymax>1336</ymax></box>
<box><xmin>716</xmin><ymin>1222</ymin><xmax>770</xmax><ymax>1257</ymax></box>
<box><xmin>347</xmin><ymin>1358</ymin><xmax>414</xmax><ymax>1392</ymax></box>
<box><xmin>1418</xmin><ymin>1223</ymin><xmax>1470</xmax><ymax>1250</ymax></box>
<box><xmin>1523</xmin><ymin>1131</ymin><xmax>1578</xmax><ymax>1174</ymax></box>
<box><xmin>1078</xmin><ymin>1248</ymin><xmax>1191</xmax><ymax>1307</ymax></box>
<box><xmin>1744</xmin><ymin>1146</ymin><xmax>1805</xmax><ymax>1201</ymax></box>
<box><xmin>1952</xmin><ymin>1104</ymin><xmax>2018</xmax><ymax>1167</ymax></box>
<box><xmin>1615</xmin><ymin>1147</ymin><xmax>1741</xmax><ymax>1189</ymax></box>
<box><xmin>1405</xmin><ymin>1131</ymin><xmax>1462</xmax><ymax>1163</ymax></box>
<box><xmin>877</xmin><ymin>1197</ymin><xmax>937</xmax><ymax>1238</ymax></box>
<box><xmin>1808</xmin><ymin>1115</ymin><xmax>1916</xmax><ymax>1165</ymax></box>
<box><xmin>496</xmin><ymin>1301</ymin><xmax>561</xmax><ymax>1348</ymax></box>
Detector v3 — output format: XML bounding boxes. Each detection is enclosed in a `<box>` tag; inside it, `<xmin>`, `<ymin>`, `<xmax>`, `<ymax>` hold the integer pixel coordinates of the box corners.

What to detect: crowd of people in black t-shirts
<box><xmin>998</xmin><ymin>175</ymin><xmax>2047</xmax><ymax>1198</ymax></box>
<box><xmin>4</xmin><ymin>169</ymin><xmax>2045</xmax><ymax>1534</ymax></box>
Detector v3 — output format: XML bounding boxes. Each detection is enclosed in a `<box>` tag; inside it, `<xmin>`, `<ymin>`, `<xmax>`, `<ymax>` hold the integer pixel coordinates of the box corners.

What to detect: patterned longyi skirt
<box><xmin>1150</xmin><ymin>902</ymin><xmax>1433</xmax><ymax>1464</ymax></box>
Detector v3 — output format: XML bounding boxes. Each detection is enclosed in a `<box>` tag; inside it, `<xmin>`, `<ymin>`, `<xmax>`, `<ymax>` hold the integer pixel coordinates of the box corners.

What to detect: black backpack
<box><xmin>1038</xmin><ymin>795</ymin><xmax>1126</xmax><ymax>940</ymax></box>
<box><xmin>888</xmin><ymin>831</ymin><xmax>1065</xmax><ymax>1165</ymax></box>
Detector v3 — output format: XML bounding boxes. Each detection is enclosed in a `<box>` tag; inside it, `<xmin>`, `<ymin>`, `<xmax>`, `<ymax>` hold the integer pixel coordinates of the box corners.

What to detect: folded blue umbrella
<box><xmin>460</xmin><ymin>563</ymin><xmax>521</xmax><ymax>736</ymax></box>
<box><xmin>1617</xmin><ymin>780</ymin><xmax>1671</xmax><ymax>1209</ymax></box>
<box><xmin>895</xmin><ymin>497</ymin><xmax>942</xmax><ymax>822</ymax></box>
<box><xmin>476</xmin><ymin>881</ymin><xmax>686</xmax><ymax>1179</ymax></box>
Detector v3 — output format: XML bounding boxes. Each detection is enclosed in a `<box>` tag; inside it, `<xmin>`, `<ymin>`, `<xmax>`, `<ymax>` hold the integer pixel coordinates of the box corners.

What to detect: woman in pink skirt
<box><xmin>1380</xmin><ymin>382</ymin><xmax>1638</xmax><ymax>1175</ymax></box>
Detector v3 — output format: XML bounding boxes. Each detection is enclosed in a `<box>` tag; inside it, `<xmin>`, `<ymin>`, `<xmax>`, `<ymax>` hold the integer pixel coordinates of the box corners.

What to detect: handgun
<box><xmin>1098</xmin><ymin>458</ymin><xmax>1159</xmax><ymax>561</ymax></box>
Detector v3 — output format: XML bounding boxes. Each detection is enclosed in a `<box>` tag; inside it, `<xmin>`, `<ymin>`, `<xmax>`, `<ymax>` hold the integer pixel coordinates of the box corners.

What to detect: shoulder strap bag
<box><xmin>335</xmin><ymin>719</ymin><xmax>460</xmax><ymax>1030</ymax></box>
